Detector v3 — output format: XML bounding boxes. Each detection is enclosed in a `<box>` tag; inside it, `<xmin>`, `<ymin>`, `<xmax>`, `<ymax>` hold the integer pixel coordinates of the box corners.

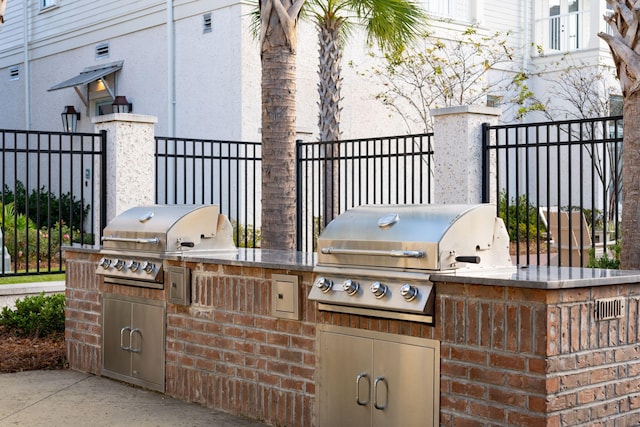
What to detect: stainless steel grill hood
<box><xmin>97</xmin><ymin>205</ymin><xmax>236</xmax><ymax>288</ymax></box>
<box><xmin>316</xmin><ymin>204</ymin><xmax>512</xmax><ymax>272</ymax></box>
<box><xmin>310</xmin><ymin>204</ymin><xmax>513</xmax><ymax>323</ymax></box>
<box><xmin>101</xmin><ymin>205</ymin><xmax>235</xmax><ymax>254</ymax></box>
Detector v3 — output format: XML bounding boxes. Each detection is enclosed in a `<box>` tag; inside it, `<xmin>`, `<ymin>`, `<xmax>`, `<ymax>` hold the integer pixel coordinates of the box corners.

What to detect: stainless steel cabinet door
<box><xmin>102</xmin><ymin>295</ymin><xmax>165</xmax><ymax>392</ymax></box>
<box><xmin>130</xmin><ymin>301</ymin><xmax>165</xmax><ymax>387</ymax></box>
<box><xmin>318</xmin><ymin>325</ymin><xmax>440</xmax><ymax>427</ymax></box>
<box><xmin>372</xmin><ymin>339</ymin><xmax>437</xmax><ymax>427</ymax></box>
<box><xmin>103</xmin><ymin>297</ymin><xmax>132</xmax><ymax>376</ymax></box>
<box><xmin>318</xmin><ymin>330</ymin><xmax>372</xmax><ymax>427</ymax></box>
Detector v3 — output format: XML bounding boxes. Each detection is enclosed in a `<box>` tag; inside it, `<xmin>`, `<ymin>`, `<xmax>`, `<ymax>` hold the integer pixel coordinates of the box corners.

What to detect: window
<box><xmin>423</xmin><ymin>0</ymin><xmax>471</xmax><ymax>22</ymax></box>
<box><xmin>486</xmin><ymin>95</ymin><xmax>502</xmax><ymax>108</ymax></box>
<box><xmin>41</xmin><ymin>0</ymin><xmax>57</xmax><ymax>10</ymax></box>
<box><xmin>425</xmin><ymin>0</ymin><xmax>450</xmax><ymax>17</ymax></box>
<box><xmin>96</xmin><ymin>99</ymin><xmax>114</xmax><ymax>116</ymax></box>
<box><xmin>544</xmin><ymin>0</ymin><xmax>585</xmax><ymax>52</ymax></box>
<box><xmin>609</xmin><ymin>95</ymin><xmax>623</xmax><ymax>116</ymax></box>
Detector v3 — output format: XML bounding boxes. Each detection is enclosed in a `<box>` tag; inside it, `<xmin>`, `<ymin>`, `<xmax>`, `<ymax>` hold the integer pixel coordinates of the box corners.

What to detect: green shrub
<box><xmin>0</xmin><ymin>202</ymin><xmax>37</xmax><ymax>265</ymax></box>
<box><xmin>0</xmin><ymin>292</ymin><xmax>65</xmax><ymax>337</ymax></box>
<box><xmin>232</xmin><ymin>220</ymin><xmax>261</xmax><ymax>248</ymax></box>
<box><xmin>3</xmin><ymin>181</ymin><xmax>90</xmax><ymax>231</ymax></box>
<box><xmin>588</xmin><ymin>242</ymin><xmax>621</xmax><ymax>269</ymax></box>
<box><xmin>498</xmin><ymin>193</ymin><xmax>543</xmax><ymax>242</ymax></box>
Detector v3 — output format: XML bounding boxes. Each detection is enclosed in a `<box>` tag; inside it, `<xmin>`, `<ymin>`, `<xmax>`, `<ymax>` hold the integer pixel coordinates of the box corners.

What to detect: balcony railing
<box><xmin>536</xmin><ymin>9</ymin><xmax>590</xmax><ymax>52</ymax></box>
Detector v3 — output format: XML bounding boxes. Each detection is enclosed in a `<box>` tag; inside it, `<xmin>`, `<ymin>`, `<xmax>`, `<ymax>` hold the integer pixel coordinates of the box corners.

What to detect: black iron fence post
<box><xmin>100</xmin><ymin>129</ymin><xmax>108</xmax><ymax>242</ymax></box>
<box><xmin>481</xmin><ymin>122</ymin><xmax>490</xmax><ymax>204</ymax></box>
<box><xmin>295</xmin><ymin>139</ymin><xmax>303</xmax><ymax>252</ymax></box>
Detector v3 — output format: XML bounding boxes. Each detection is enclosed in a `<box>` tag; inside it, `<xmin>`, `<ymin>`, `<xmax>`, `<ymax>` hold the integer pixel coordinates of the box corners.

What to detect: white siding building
<box><xmin>0</xmin><ymin>0</ymin><xmax>618</xmax><ymax>140</ymax></box>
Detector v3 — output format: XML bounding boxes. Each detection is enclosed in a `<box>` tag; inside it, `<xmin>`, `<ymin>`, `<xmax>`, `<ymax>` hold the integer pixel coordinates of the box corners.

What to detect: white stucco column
<box><xmin>430</xmin><ymin>105</ymin><xmax>501</xmax><ymax>204</ymax></box>
<box><xmin>93</xmin><ymin>113</ymin><xmax>158</xmax><ymax>225</ymax></box>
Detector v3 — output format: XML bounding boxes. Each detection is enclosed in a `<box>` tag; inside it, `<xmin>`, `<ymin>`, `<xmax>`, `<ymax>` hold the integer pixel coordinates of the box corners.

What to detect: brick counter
<box><xmin>65</xmin><ymin>247</ymin><xmax>640</xmax><ymax>426</ymax></box>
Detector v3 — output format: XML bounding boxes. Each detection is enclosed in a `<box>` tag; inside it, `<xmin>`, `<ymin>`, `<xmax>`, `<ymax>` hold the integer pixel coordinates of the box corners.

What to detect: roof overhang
<box><xmin>48</xmin><ymin>61</ymin><xmax>123</xmax><ymax>107</ymax></box>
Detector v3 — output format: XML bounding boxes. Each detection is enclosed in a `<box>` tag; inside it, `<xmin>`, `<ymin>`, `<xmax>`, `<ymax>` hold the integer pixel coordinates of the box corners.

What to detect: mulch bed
<box><xmin>0</xmin><ymin>325</ymin><xmax>67</xmax><ymax>373</ymax></box>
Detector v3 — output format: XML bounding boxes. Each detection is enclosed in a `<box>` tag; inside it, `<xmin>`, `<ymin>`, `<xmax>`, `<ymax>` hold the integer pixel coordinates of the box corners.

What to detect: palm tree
<box><xmin>258</xmin><ymin>0</ymin><xmax>305</xmax><ymax>250</ymax></box>
<box><xmin>255</xmin><ymin>0</ymin><xmax>425</xmax><ymax>247</ymax></box>
<box><xmin>599</xmin><ymin>0</ymin><xmax>640</xmax><ymax>269</ymax></box>
<box><xmin>310</xmin><ymin>0</ymin><xmax>426</xmax><ymax>224</ymax></box>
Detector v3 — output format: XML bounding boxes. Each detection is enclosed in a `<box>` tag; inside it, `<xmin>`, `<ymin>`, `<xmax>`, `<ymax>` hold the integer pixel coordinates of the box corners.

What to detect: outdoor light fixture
<box><xmin>112</xmin><ymin>95</ymin><xmax>132</xmax><ymax>113</ymax></box>
<box><xmin>61</xmin><ymin>105</ymin><xmax>80</xmax><ymax>133</ymax></box>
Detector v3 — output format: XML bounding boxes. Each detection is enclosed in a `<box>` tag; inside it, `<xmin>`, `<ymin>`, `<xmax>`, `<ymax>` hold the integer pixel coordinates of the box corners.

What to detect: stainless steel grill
<box><xmin>309</xmin><ymin>204</ymin><xmax>513</xmax><ymax>323</ymax></box>
<box><xmin>96</xmin><ymin>205</ymin><xmax>236</xmax><ymax>288</ymax></box>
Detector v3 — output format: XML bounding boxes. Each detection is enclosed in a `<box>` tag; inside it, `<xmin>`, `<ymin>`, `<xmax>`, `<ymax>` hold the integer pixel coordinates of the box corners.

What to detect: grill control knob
<box><xmin>113</xmin><ymin>259</ymin><xmax>125</xmax><ymax>271</ymax></box>
<box><xmin>314</xmin><ymin>276</ymin><xmax>333</xmax><ymax>293</ymax></box>
<box><xmin>342</xmin><ymin>279</ymin><xmax>359</xmax><ymax>296</ymax></box>
<box><xmin>400</xmin><ymin>284</ymin><xmax>418</xmax><ymax>301</ymax></box>
<box><xmin>99</xmin><ymin>257</ymin><xmax>111</xmax><ymax>269</ymax></box>
<box><xmin>127</xmin><ymin>260</ymin><xmax>140</xmax><ymax>272</ymax></box>
<box><xmin>142</xmin><ymin>261</ymin><xmax>156</xmax><ymax>274</ymax></box>
<box><xmin>370</xmin><ymin>281</ymin><xmax>388</xmax><ymax>299</ymax></box>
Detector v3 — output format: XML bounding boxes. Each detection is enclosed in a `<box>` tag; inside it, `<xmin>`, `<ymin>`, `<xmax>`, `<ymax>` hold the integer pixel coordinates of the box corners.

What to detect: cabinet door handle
<box><xmin>355</xmin><ymin>373</ymin><xmax>370</xmax><ymax>406</ymax></box>
<box><xmin>129</xmin><ymin>328</ymin><xmax>142</xmax><ymax>353</ymax></box>
<box><xmin>120</xmin><ymin>327</ymin><xmax>132</xmax><ymax>351</ymax></box>
<box><xmin>373</xmin><ymin>376</ymin><xmax>388</xmax><ymax>410</ymax></box>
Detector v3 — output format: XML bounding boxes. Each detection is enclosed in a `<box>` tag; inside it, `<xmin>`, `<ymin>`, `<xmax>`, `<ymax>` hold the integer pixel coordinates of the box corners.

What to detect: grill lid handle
<box><xmin>102</xmin><ymin>236</ymin><xmax>160</xmax><ymax>244</ymax></box>
<box><xmin>320</xmin><ymin>247</ymin><xmax>424</xmax><ymax>258</ymax></box>
<box><xmin>455</xmin><ymin>256</ymin><xmax>481</xmax><ymax>264</ymax></box>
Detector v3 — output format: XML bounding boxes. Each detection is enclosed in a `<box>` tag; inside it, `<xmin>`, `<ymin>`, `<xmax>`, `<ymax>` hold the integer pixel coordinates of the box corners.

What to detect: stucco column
<box><xmin>430</xmin><ymin>105</ymin><xmax>500</xmax><ymax>204</ymax></box>
<box><xmin>93</xmin><ymin>113</ymin><xmax>158</xmax><ymax>225</ymax></box>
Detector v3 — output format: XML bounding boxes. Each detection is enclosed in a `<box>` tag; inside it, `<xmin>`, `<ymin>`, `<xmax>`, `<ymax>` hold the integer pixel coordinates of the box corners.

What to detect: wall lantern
<box><xmin>61</xmin><ymin>105</ymin><xmax>80</xmax><ymax>133</ymax></box>
<box><xmin>112</xmin><ymin>95</ymin><xmax>133</xmax><ymax>113</ymax></box>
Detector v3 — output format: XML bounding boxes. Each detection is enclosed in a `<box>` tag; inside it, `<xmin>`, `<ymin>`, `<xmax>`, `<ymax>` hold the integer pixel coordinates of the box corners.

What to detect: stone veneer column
<box><xmin>93</xmin><ymin>113</ymin><xmax>158</xmax><ymax>224</ymax></box>
<box><xmin>431</xmin><ymin>105</ymin><xmax>500</xmax><ymax>204</ymax></box>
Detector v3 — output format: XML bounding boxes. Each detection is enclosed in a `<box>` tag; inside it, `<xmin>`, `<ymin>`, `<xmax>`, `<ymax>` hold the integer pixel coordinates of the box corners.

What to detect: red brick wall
<box><xmin>65</xmin><ymin>251</ymin><xmax>166</xmax><ymax>375</ymax></box>
<box><xmin>165</xmin><ymin>262</ymin><xmax>316</xmax><ymax>427</ymax></box>
<box><xmin>65</xmin><ymin>251</ymin><xmax>103</xmax><ymax>374</ymax></box>
<box><xmin>66</xmin><ymin>250</ymin><xmax>640</xmax><ymax>427</ymax></box>
<box><xmin>436</xmin><ymin>282</ymin><xmax>640</xmax><ymax>427</ymax></box>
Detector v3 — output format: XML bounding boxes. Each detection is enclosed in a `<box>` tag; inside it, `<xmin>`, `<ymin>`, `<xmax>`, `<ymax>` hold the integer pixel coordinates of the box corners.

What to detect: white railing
<box><xmin>424</xmin><ymin>0</ymin><xmax>471</xmax><ymax>22</ymax></box>
<box><xmin>536</xmin><ymin>9</ymin><xmax>590</xmax><ymax>52</ymax></box>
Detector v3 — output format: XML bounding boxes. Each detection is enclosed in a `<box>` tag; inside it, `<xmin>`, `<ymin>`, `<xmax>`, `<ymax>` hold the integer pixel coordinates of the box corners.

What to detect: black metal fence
<box><xmin>296</xmin><ymin>134</ymin><xmax>434</xmax><ymax>252</ymax></box>
<box><xmin>0</xmin><ymin>129</ymin><xmax>106</xmax><ymax>276</ymax></box>
<box><xmin>483</xmin><ymin>116</ymin><xmax>623</xmax><ymax>267</ymax></box>
<box><xmin>154</xmin><ymin>134</ymin><xmax>434</xmax><ymax>251</ymax></box>
<box><xmin>0</xmin><ymin>114</ymin><xmax>625</xmax><ymax>276</ymax></box>
<box><xmin>154</xmin><ymin>137</ymin><xmax>262</xmax><ymax>248</ymax></box>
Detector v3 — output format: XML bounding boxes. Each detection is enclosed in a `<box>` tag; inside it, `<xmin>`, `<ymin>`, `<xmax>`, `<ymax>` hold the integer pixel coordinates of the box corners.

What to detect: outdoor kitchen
<box><xmin>63</xmin><ymin>202</ymin><xmax>640</xmax><ymax>426</ymax></box>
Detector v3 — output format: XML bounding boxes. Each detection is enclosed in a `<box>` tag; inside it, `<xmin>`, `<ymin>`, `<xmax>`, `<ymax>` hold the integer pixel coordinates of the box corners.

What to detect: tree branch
<box><xmin>271</xmin><ymin>0</ymin><xmax>306</xmax><ymax>52</ymax></box>
<box><xmin>600</xmin><ymin>31</ymin><xmax>640</xmax><ymax>95</ymax></box>
<box><xmin>259</xmin><ymin>0</ymin><xmax>273</xmax><ymax>52</ymax></box>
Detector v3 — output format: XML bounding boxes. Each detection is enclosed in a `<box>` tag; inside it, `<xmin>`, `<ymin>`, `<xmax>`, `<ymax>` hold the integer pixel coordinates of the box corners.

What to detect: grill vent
<box><xmin>594</xmin><ymin>297</ymin><xmax>625</xmax><ymax>321</ymax></box>
<box><xmin>96</xmin><ymin>42</ymin><xmax>110</xmax><ymax>59</ymax></box>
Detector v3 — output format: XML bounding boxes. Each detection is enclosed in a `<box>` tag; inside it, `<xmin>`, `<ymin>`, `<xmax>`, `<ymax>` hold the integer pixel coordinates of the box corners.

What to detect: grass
<box><xmin>0</xmin><ymin>273</ymin><xmax>65</xmax><ymax>285</ymax></box>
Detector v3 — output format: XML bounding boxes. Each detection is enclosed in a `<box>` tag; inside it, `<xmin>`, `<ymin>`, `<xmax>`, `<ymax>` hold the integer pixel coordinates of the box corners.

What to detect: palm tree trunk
<box><xmin>620</xmin><ymin>91</ymin><xmax>640</xmax><ymax>269</ymax></box>
<box><xmin>261</xmin><ymin>49</ymin><xmax>297</xmax><ymax>249</ymax></box>
<box><xmin>318</xmin><ymin>20</ymin><xmax>342</xmax><ymax>225</ymax></box>
<box><xmin>259</xmin><ymin>0</ymin><xmax>302</xmax><ymax>250</ymax></box>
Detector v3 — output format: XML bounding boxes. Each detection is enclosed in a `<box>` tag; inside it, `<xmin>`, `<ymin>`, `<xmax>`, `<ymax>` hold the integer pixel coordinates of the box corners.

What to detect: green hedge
<box><xmin>0</xmin><ymin>292</ymin><xmax>65</xmax><ymax>337</ymax></box>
